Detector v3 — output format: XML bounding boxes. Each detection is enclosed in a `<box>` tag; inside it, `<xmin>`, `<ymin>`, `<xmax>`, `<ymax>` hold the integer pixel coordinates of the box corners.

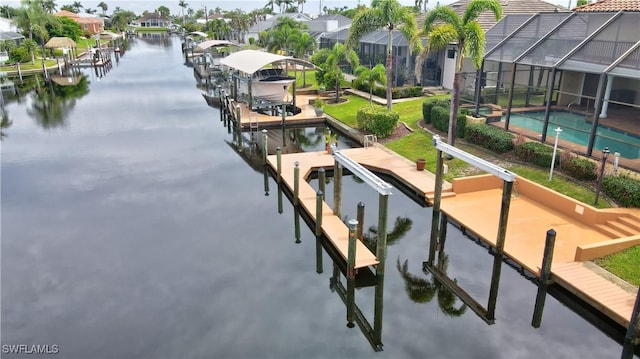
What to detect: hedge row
<box><xmin>465</xmin><ymin>124</ymin><xmax>514</xmax><ymax>154</ymax></box>
<box><xmin>602</xmin><ymin>176</ymin><xmax>640</xmax><ymax>208</ymax></box>
<box><xmin>352</xmin><ymin>79</ymin><xmax>423</xmax><ymax>100</ymax></box>
<box><xmin>514</xmin><ymin>142</ymin><xmax>557</xmax><ymax>168</ymax></box>
<box><xmin>431</xmin><ymin>106</ymin><xmax>466</xmax><ymax>138</ymax></box>
<box><xmin>560</xmin><ymin>155</ymin><xmax>597</xmax><ymax>181</ymax></box>
<box><xmin>356</xmin><ymin>106</ymin><xmax>399</xmax><ymax>138</ymax></box>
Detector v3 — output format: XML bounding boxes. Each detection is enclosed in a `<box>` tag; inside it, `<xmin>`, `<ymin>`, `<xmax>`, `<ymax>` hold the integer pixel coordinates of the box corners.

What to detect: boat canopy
<box><xmin>220</xmin><ymin>49</ymin><xmax>316</xmax><ymax>75</ymax></box>
<box><xmin>193</xmin><ymin>40</ymin><xmax>238</xmax><ymax>53</ymax></box>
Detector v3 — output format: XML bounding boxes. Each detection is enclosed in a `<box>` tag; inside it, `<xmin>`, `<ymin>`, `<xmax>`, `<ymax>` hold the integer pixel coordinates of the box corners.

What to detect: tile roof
<box><xmin>574</xmin><ymin>0</ymin><xmax>640</xmax><ymax>12</ymax></box>
<box><xmin>419</xmin><ymin>0</ymin><xmax>567</xmax><ymax>31</ymax></box>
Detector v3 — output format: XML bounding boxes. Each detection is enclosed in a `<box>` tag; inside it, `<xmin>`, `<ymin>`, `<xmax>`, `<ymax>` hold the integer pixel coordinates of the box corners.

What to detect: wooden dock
<box><xmin>266</xmin><ymin>146</ymin><xmax>639</xmax><ymax>334</ymax></box>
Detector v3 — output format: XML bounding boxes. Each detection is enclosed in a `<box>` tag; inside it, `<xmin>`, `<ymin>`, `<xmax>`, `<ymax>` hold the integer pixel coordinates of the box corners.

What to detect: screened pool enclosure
<box><xmin>460</xmin><ymin>11</ymin><xmax>640</xmax><ymax>166</ymax></box>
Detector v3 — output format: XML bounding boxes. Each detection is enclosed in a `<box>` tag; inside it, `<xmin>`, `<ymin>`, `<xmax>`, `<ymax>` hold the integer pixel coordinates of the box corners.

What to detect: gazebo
<box><xmin>45</xmin><ymin>37</ymin><xmax>77</xmax><ymax>60</ymax></box>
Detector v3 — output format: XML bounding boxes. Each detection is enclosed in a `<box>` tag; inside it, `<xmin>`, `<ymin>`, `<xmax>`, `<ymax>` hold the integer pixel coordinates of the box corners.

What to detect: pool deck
<box><xmin>267</xmin><ymin>145</ymin><xmax>640</xmax><ymax>334</ymax></box>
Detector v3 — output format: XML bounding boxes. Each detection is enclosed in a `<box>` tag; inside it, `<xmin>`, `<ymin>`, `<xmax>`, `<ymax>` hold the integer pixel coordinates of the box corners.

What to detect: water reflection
<box><xmin>397</xmin><ymin>255</ymin><xmax>467</xmax><ymax>317</ymax></box>
<box><xmin>27</xmin><ymin>72</ymin><xmax>89</xmax><ymax>130</ymax></box>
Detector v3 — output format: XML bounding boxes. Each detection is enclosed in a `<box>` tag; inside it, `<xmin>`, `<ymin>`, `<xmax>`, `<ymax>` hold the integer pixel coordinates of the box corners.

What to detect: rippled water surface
<box><xmin>1</xmin><ymin>35</ymin><xmax>633</xmax><ymax>358</ymax></box>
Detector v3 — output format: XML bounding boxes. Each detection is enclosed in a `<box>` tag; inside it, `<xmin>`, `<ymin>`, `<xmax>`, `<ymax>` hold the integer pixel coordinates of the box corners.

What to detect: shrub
<box><xmin>602</xmin><ymin>176</ymin><xmax>640</xmax><ymax>208</ymax></box>
<box><xmin>560</xmin><ymin>155</ymin><xmax>597</xmax><ymax>181</ymax></box>
<box><xmin>465</xmin><ymin>124</ymin><xmax>514</xmax><ymax>153</ymax></box>
<box><xmin>422</xmin><ymin>99</ymin><xmax>448</xmax><ymax>124</ymax></box>
<box><xmin>431</xmin><ymin>105</ymin><xmax>449</xmax><ymax>132</ymax></box>
<box><xmin>514</xmin><ymin>141</ymin><xmax>557</xmax><ymax>168</ymax></box>
<box><xmin>430</xmin><ymin>105</ymin><xmax>466</xmax><ymax>138</ymax></box>
<box><xmin>356</xmin><ymin>106</ymin><xmax>399</xmax><ymax>138</ymax></box>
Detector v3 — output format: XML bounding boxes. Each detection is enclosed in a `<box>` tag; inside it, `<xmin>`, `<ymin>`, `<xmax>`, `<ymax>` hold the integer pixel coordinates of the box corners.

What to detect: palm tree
<box><xmin>415</xmin><ymin>0</ymin><xmax>428</xmax><ymax>13</ymax></box>
<box><xmin>72</xmin><ymin>1</ymin><xmax>83</xmax><ymax>13</ymax></box>
<box><xmin>98</xmin><ymin>2</ymin><xmax>108</xmax><ymax>16</ymax></box>
<box><xmin>291</xmin><ymin>32</ymin><xmax>315</xmax><ymax>87</ymax></box>
<box><xmin>354</xmin><ymin>64</ymin><xmax>386</xmax><ymax>105</ymax></box>
<box><xmin>41</xmin><ymin>0</ymin><xmax>57</xmax><ymax>14</ymax></box>
<box><xmin>178</xmin><ymin>0</ymin><xmax>188</xmax><ymax>25</ymax></box>
<box><xmin>326</xmin><ymin>42</ymin><xmax>359</xmax><ymax>104</ymax></box>
<box><xmin>416</xmin><ymin>0</ymin><xmax>502</xmax><ymax>146</ymax></box>
<box><xmin>347</xmin><ymin>0</ymin><xmax>421</xmax><ymax>110</ymax></box>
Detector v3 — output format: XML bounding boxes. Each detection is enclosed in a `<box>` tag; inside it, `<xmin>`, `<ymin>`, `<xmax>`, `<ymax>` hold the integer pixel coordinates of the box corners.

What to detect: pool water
<box><xmin>502</xmin><ymin>111</ymin><xmax>640</xmax><ymax>159</ymax></box>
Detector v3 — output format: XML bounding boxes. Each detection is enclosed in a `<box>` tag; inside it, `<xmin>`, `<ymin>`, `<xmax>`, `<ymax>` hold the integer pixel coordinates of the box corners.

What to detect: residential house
<box><xmin>54</xmin><ymin>10</ymin><xmax>104</xmax><ymax>35</ymax></box>
<box><xmin>244</xmin><ymin>13</ymin><xmax>311</xmax><ymax>44</ymax></box>
<box><xmin>132</xmin><ymin>12</ymin><xmax>171</xmax><ymax>28</ymax></box>
<box><xmin>0</xmin><ymin>17</ymin><xmax>24</xmax><ymax>48</ymax></box>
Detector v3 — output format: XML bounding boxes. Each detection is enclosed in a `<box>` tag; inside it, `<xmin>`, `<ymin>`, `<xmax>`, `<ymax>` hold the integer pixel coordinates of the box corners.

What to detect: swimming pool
<box><xmin>501</xmin><ymin>111</ymin><xmax>640</xmax><ymax>159</ymax></box>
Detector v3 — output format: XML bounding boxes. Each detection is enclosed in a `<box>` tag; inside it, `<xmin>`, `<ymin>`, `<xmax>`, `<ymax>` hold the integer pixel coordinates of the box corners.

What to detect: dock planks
<box><xmin>266</xmin><ymin>145</ymin><xmax>638</xmax><ymax>333</ymax></box>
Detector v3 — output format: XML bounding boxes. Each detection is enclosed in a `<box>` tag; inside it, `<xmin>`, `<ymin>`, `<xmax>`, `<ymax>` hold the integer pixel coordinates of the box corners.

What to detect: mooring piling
<box><xmin>357</xmin><ymin>202</ymin><xmax>365</xmax><ymax>241</ymax></box>
<box><xmin>318</xmin><ymin>168</ymin><xmax>326</xmax><ymax>201</ymax></box>
<box><xmin>621</xmin><ymin>288</ymin><xmax>640</xmax><ymax>359</ymax></box>
<box><xmin>532</xmin><ymin>229</ymin><xmax>556</xmax><ymax>328</ymax></box>
<box><xmin>276</xmin><ymin>147</ymin><xmax>282</xmax><ymax>183</ymax></box>
<box><xmin>347</xmin><ymin>218</ymin><xmax>358</xmax><ymax>328</ymax></box>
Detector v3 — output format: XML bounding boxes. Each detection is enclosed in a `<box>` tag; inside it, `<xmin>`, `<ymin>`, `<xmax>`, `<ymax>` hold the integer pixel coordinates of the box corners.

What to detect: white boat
<box><xmin>239</xmin><ymin>68</ymin><xmax>295</xmax><ymax>102</ymax></box>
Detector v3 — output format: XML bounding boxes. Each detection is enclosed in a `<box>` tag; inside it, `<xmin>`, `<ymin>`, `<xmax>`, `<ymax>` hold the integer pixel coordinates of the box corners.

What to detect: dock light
<box><xmin>594</xmin><ymin>147</ymin><xmax>610</xmax><ymax>205</ymax></box>
<box><xmin>614</xmin><ymin>152</ymin><xmax>620</xmax><ymax>176</ymax></box>
<box><xmin>549</xmin><ymin>127</ymin><xmax>562</xmax><ymax>181</ymax></box>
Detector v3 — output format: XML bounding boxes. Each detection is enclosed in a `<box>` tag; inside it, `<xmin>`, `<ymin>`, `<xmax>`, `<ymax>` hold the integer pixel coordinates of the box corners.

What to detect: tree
<box><xmin>98</xmin><ymin>1</ymin><xmax>108</xmax><ymax>16</ymax></box>
<box><xmin>84</xmin><ymin>8</ymin><xmax>96</xmax><ymax>14</ymax></box>
<box><xmin>72</xmin><ymin>1</ymin><xmax>83</xmax><ymax>13</ymax></box>
<box><xmin>60</xmin><ymin>4</ymin><xmax>75</xmax><ymax>12</ymax></box>
<box><xmin>42</xmin><ymin>0</ymin><xmax>57</xmax><ymax>14</ymax></box>
<box><xmin>110</xmin><ymin>10</ymin><xmax>135</xmax><ymax>32</ymax></box>
<box><xmin>347</xmin><ymin>0</ymin><xmax>421</xmax><ymax>110</ymax></box>
<box><xmin>21</xmin><ymin>38</ymin><xmax>38</xmax><ymax>64</ymax></box>
<box><xmin>326</xmin><ymin>42</ymin><xmax>359</xmax><ymax>104</ymax></box>
<box><xmin>157</xmin><ymin>5</ymin><xmax>170</xmax><ymax>18</ymax></box>
<box><xmin>291</xmin><ymin>31</ymin><xmax>315</xmax><ymax>87</ymax></box>
<box><xmin>178</xmin><ymin>0</ymin><xmax>188</xmax><ymax>24</ymax></box>
<box><xmin>354</xmin><ymin>64</ymin><xmax>386</xmax><ymax>105</ymax></box>
<box><xmin>416</xmin><ymin>0</ymin><xmax>501</xmax><ymax>146</ymax></box>
<box><xmin>415</xmin><ymin>0</ymin><xmax>428</xmax><ymax>13</ymax></box>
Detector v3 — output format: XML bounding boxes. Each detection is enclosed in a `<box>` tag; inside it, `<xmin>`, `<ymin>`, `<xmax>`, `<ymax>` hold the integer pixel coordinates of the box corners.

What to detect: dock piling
<box><xmin>318</xmin><ymin>168</ymin><xmax>326</xmax><ymax>201</ymax></box>
<box><xmin>315</xmin><ymin>191</ymin><xmax>323</xmax><ymax>237</ymax></box>
<box><xmin>333</xmin><ymin>161</ymin><xmax>342</xmax><ymax>218</ymax></box>
<box><xmin>428</xmin><ymin>150</ymin><xmax>445</xmax><ymax>264</ymax></box>
<box><xmin>347</xmin><ymin>219</ymin><xmax>358</xmax><ymax>328</ymax></box>
<box><xmin>621</xmin><ymin>288</ymin><xmax>640</xmax><ymax>359</ymax></box>
<box><xmin>357</xmin><ymin>202</ymin><xmax>365</xmax><ymax>241</ymax></box>
<box><xmin>235</xmin><ymin>105</ymin><xmax>242</xmax><ymax>150</ymax></box>
<box><xmin>293</xmin><ymin>161</ymin><xmax>300</xmax><ymax>206</ymax></box>
<box><xmin>532</xmin><ymin>229</ymin><xmax>557</xmax><ymax>328</ymax></box>
<box><xmin>262</xmin><ymin>129</ymin><xmax>268</xmax><ymax>162</ymax></box>
<box><xmin>276</xmin><ymin>147</ymin><xmax>282</xmax><ymax>183</ymax></box>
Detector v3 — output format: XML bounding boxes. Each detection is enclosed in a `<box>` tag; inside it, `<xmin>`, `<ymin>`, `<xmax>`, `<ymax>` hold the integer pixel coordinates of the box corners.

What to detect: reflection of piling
<box><xmin>429</xmin><ymin>151</ymin><xmax>445</xmax><ymax>264</ymax></box>
<box><xmin>532</xmin><ymin>229</ymin><xmax>556</xmax><ymax>328</ymax></box>
<box><xmin>486</xmin><ymin>181</ymin><xmax>514</xmax><ymax>321</ymax></box>
<box><xmin>621</xmin><ymin>288</ymin><xmax>640</xmax><ymax>359</ymax></box>
<box><xmin>347</xmin><ymin>219</ymin><xmax>358</xmax><ymax>328</ymax></box>
<box><xmin>263</xmin><ymin>164</ymin><xmax>270</xmax><ymax>196</ymax></box>
<box><xmin>374</xmin><ymin>194</ymin><xmax>389</xmax><ymax>345</ymax></box>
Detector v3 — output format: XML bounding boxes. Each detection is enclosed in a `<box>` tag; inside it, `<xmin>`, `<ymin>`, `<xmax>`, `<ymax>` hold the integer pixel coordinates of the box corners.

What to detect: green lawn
<box><xmin>594</xmin><ymin>246</ymin><xmax>640</xmax><ymax>287</ymax></box>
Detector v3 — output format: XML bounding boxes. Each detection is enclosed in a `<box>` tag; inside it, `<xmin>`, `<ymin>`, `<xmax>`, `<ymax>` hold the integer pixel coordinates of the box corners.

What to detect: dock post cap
<box><xmin>347</xmin><ymin>219</ymin><xmax>358</xmax><ymax>229</ymax></box>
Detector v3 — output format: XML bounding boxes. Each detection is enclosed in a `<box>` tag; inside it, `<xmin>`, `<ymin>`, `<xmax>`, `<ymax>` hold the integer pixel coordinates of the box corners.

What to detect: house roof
<box><xmin>574</xmin><ymin>0</ymin><xmax>640</xmax><ymax>12</ymax></box>
<box><xmin>0</xmin><ymin>31</ymin><xmax>24</xmax><ymax>41</ymax></box>
<box><xmin>55</xmin><ymin>10</ymin><xmax>79</xmax><ymax>18</ymax></box>
<box><xmin>45</xmin><ymin>36</ymin><xmax>77</xmax><ymax>48</ymax></box>
<box><xmin>136</xmin><ymin>13</ymin><xmax>170</xmax><ymax>22</ymax></box>
<box><xmin>248</xmin><ymin>13</ymin><xmax>311</xmax><ymax>33</ymax></box>
<box><xmin>439</xmin><ymin>0</ymin><xmax>567</xmax><ymax>31</ymax></box>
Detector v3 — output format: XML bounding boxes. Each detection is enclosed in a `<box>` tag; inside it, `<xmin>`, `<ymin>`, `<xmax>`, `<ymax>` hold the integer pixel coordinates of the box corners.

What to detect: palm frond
<box><xmin>346</xmin><ymin>9</ymin><xmax>386</xmax><ymax>49</ymax></box>
<box><xmin>423</xmin><ymin>6</ymin><xmax>462</xmax><ymax>35</ymax></box>
<box><xmin>462</xmin><ymin>21</ymin><xmax>485</xmax><ymax>68</ymax></box>
<box><xmin>462</xmin><ymin>0</ymin><xmax>502</xmax><ymax>25</ymax></box>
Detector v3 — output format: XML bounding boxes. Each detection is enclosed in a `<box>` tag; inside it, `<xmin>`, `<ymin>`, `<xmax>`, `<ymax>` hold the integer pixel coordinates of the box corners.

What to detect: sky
<box><xmin>4</xmin><ymin>0</ymin><xmax>574</xmax><ymax>17</ymax></box>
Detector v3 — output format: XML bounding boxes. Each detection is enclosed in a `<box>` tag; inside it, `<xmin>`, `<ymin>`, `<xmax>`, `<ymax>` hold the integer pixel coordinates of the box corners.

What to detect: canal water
<box><xmin>1</xmin><ymin>34</ymin><xmax>633</xmax><ymax>358</ymax></box>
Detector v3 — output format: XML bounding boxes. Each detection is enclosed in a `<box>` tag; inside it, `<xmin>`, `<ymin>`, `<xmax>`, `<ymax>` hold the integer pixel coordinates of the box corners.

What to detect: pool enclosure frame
<box><xmin>465</xmin><ymin>11</ymin><xmax>640</xmax><ymax>161</ymax></box>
